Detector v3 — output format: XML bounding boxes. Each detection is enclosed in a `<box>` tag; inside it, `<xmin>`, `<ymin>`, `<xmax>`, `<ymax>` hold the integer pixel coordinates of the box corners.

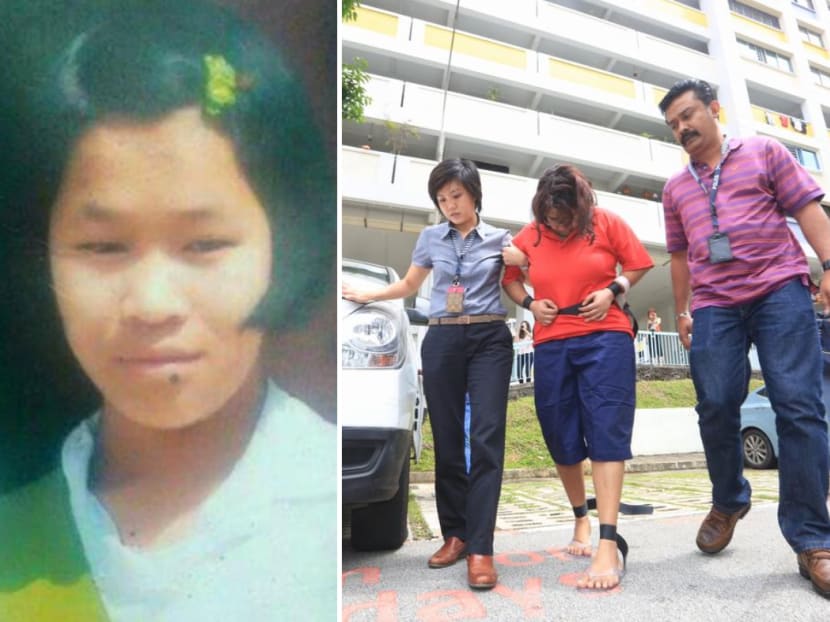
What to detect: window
<box><xmin>785</xmin><ymin>144</ymin><xmax>821</xmax><ymax>170</ymax></box>
<box><xmin>737</xmin><ymin>39</ymin><xmax>793</xmax><ymax>72</ymax></box>
<box><xmin>729</xmin><ymin>1</ymin><xmax>780</xmax><ymax>29</ymax></box>
<box><xmin>792</xmin><ymin>0</ymin><xmax>815</xmax><ymax>10</ymax></box>
<box><xmin>800</xmin><ymin>25</ymin><xmax>824</xmax><ymax>47</ymax></box>
<box><xmin>811</xmin><ymin>65</ymin><xmax>830</xmax><ymax>87</ymax></box>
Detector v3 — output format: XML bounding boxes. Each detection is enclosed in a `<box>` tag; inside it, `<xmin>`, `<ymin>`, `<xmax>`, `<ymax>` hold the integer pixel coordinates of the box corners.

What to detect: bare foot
<box><xmin>566</xmin><ymin>515</ymin><xmax>592</xmax><ymax>556</ymax></box>
<box><xmin>576</xmin><ymin>539</ymin><xmax>624</xmax><ymax>590</ymax></box>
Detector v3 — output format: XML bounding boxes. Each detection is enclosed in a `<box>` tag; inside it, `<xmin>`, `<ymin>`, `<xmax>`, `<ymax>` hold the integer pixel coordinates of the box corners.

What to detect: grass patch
<box><xmin>413</xmin><ymin>378</ymin><xmax>764</xmax><ymax>474</ymax></box>
<box><xmin>407</xmin><ymin>491</ymin><xmax>433</xmax><ymax>539</ymax></box>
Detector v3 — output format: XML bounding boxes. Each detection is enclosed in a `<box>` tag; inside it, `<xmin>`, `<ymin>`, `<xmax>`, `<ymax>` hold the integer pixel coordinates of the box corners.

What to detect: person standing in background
<box><xmin>646</xmin><ymin>308</ymin><xmax>663</xmax><ymax>365</ymax></box>
<box><xmin>514</xmin><ymin>320</ymin><xmax>535</xmax><ymax>383</ymax></box>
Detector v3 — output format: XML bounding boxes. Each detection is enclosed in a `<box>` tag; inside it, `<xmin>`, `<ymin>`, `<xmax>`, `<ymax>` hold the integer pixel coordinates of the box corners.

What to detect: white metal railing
<box><xmin>634</xmin><ymin>331</ymin><xmax>689</xmax><ymax>367</ymax></box>
<box><xmin>508</xmin><ymin>331</ymin><xmax>760</xmax><ymax>385</ymax></box>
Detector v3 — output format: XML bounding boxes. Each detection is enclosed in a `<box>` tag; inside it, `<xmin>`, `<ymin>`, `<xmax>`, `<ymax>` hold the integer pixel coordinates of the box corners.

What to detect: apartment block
<box><xmin>342</xmin><ymin>0</ymin><xmax>829</xmax><ymax>323</ymax></box>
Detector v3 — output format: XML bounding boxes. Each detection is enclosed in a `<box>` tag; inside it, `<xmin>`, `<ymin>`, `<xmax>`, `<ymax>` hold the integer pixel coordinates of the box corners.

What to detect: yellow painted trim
<box><xmin>752</xmin><ymin>106</ymin><xmax>766</xmax><ymax>123</ymax></box>
<box><xmin>653</xmin><ymin>86</ymin><xmax>668</xmax><ymax>106</ymax></box>
<box><xmin>731</xmin><ymin>13</ymin><xmax>787</xmax><ymax>43</ymax></box>
<box><xmin>754</xmin><ymin>106</ymin><xmax>812</xmax><ymax>136</ymax></box>
<box><xmin>353</xmin><ymin>6</ymin><xmax>399</xmax><ymax>37</ymax></box>
<box><xmin>718</xmin><ymin>108</ymin><xmax>727</xmax><ymax>124</ymax></box>
<box><xmin>645</xmin><ymin>0</ymin><xmax>707</xmax><ymax>27</ymax></box>
<box><xmin>805</xmin><ymin>41</ymin><xmax>830</xmax><ymax>61</ymax></box>
<box><xmin>548</xmin><ymin>58</ymin><xmax>636</xmax><ymax>98</ymax></box>
<box><xmin>424</xmin><ymin>25</ymin><xmax>526</xmax><ymax>68</ymax></box>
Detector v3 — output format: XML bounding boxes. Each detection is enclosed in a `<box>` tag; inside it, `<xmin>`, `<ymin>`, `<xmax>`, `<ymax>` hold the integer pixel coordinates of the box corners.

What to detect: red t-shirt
<box><xmin>502</xmin><ymin>207</ymin><xmax>653</xmax><ymax>345</ymax></box>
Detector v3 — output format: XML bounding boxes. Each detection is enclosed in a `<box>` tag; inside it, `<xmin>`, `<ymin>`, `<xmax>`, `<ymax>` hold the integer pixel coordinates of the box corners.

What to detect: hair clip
<box><xmin>203</xmin><ymin>54</ymin><xmax>239</xmax><ymax>116</ymax></box>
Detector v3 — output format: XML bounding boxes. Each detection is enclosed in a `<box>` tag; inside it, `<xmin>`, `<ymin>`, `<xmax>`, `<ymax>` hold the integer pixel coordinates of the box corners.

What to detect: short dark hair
<box><xmin>658</xmin><ymin>79</ymin><xmax>716</xmax><ymax>114</ymax></box>
<box><xmin>0</xmin><ymin>0</ymin><xmax>333</xmax><ymax>490</ymax></box>
<box><xmin>427</xmin><ymin>159</ymin><xmax>483</xmax><ymax>213</ymax></box>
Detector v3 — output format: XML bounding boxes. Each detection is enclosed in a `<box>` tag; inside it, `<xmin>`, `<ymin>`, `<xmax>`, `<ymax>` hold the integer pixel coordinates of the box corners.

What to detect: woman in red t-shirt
<box><xmin>502</xmin><ymin>164</ymin><xmax>653</xmax><ymax>591</ymax></box>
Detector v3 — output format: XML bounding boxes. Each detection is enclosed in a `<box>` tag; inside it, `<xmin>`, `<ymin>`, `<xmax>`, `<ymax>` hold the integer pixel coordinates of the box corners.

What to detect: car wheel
<box><xmin>350</xmin><ymin>456</ymin><xmax>410</xmax><ymax>551</ymax></box>
<box><xmin>742</xmin><ymin>428</ymin><xmax>776</xmax><ymax>469</ymax></box>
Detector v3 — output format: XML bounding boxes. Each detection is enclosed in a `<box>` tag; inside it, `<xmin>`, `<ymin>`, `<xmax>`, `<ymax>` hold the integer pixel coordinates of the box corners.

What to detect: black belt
<box><xmin>558</xmin><ymin>303</ymin><xmax>582</xmax><ymax>315</ymax></box>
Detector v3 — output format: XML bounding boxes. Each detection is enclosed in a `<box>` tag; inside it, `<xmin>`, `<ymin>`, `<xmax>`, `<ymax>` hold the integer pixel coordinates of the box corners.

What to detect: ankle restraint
<box><xmin>599</xmin><ymin>523</ymin><xmax>617</xmax><ymax>541</ymax></box>
<box><xmin>572</xmin><ymin>503</ymin><xmax>588</xmax><ymax>518</ymax></box>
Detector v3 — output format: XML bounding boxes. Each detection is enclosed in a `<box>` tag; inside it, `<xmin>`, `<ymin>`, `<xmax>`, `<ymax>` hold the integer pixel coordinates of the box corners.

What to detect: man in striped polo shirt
<box><xmin>660</xmin><ymin>79</ymin><xmax>830</xmax><ymax>598</ymax></box>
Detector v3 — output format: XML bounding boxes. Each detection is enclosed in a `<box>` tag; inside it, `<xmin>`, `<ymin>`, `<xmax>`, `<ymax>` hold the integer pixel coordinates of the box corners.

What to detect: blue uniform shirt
<box><xmin>412</xmin><ymin>219</ymin><xmax>511</xmax><ymax>318</ymax></box>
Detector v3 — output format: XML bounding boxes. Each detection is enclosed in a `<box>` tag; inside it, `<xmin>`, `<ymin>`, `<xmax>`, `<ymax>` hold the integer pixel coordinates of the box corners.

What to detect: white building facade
<box><xmin>342</xmin><ymin>0</ymin><xmax>829</xmax><ymax>328</ymax></box>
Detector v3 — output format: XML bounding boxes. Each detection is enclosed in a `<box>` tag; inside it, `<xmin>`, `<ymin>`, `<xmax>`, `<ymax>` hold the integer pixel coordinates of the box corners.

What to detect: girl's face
<box><xmin>435</xmin><ymin>180</ymin><xmax>478</xmax><ymax>232</ymax></box>
<box><xmin>543</xmin><ymin>207</ymin><xmax>574</xmax><ymax>238</ymax></box>
<box><xmin>49</xmin><ymin>107</ymin><xmax>272</xmax><ymax>430</ymax></box>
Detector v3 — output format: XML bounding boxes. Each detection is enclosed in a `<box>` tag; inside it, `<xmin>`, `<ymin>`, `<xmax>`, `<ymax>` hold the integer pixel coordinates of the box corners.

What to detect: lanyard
<box><xmin>687</xmin><ymin>138</ymin><xmax>730</xmax><ymax>233</ymax></box>
<box><xmin>449</xmin><ymin>228</ymin><xmax>476</xmax><ymax>284</ymax></box>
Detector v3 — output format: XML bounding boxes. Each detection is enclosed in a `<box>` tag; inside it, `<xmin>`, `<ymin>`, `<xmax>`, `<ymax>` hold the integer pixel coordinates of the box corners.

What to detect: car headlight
<box><xmin>342</xmin><ymin>309</ymin><xmax>406</xmax><ymax>369</ymax></box>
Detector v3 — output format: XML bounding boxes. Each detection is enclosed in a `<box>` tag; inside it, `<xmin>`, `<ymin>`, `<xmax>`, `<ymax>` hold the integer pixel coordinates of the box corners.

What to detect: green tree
<box><xmin>342</xmin><ymin>0</ymin><xmax>371</xmax><ymax>122</ymax></box>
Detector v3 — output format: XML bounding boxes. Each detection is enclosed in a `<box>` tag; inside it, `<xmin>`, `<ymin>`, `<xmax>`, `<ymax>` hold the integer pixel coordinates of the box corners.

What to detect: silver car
<box><xmin>341</xmin><ymin>259</ymin><xmax>427</xmax><ymax>551</ymax></box>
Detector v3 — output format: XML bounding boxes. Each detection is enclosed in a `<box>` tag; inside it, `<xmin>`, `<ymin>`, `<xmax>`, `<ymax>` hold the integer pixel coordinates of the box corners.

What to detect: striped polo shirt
<box><xmin>662</xmin><ymin>136</ymin><xmax>824</xmax><ymax>310</ymax></box>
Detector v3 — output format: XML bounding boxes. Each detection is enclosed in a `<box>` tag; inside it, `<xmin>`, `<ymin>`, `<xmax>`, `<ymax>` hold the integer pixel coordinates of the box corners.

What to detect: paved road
<box><xmin>343</xmin><ymin>469</ymin><xmax>830</xmax><ymax>621</ymax></box>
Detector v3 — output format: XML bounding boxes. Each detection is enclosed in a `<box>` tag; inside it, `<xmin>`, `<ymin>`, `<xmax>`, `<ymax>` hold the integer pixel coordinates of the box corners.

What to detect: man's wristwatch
<box><xmin>822</xmin><ymin>259</ymin><xmax>830</xmax><ymax>272</ymax></box>
<box><xmin>521</xmin><ymin>295</ymin><xmax>534</xmax><ymax>310</ymax></box>
<box><xmin>676</xmin><ymin>311</ymin><xmax>691</xmax><ymax>321</ymax></box>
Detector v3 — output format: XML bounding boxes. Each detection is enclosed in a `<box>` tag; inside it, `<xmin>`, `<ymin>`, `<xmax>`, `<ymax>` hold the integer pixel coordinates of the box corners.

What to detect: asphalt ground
<box><xmin>343</xmin><ymin>466</ymin><xmax>830</xmax><ymax>621</ymax></box>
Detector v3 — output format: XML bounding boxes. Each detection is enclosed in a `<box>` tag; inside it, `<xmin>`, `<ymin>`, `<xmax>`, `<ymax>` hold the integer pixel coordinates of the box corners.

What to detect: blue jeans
<box><xmin>690</xmin><ymin>278</ymin><xmax>830</xmax><ymax>552</ymax></box>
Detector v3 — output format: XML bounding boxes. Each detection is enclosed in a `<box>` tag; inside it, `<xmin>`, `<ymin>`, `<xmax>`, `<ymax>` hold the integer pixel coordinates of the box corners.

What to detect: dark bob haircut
<box><xmin>0</xmin><ymin>0</ymin><xmax>333</xmax><ymax>490</ymax></box>
<box><xmin>427</xmin><ymin>158</ymin><xmax>483</xmax><ymax>213</ymax></box>
<box><xmin>531</xmin><ymin>164</ymin><xmax>596</xmax><ymax>246</ymax></box>
<box><xmin>658</xmin><ymin>78</ymin><xmax>716</xmax><ymax>114</ymax></box>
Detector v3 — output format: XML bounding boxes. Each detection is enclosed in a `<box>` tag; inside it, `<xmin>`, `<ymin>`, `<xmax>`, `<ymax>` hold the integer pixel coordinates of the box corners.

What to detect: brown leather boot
<box><xmin>428</xmin><ymin>536</ymin><xmax>466</xmax><ymax>568</ymax></box>
<box><xmin>467</xmin><ymin>554</ymin><xmax>497</xmax><ymax>590</ymax></box>
<box><xmin>798</xmin><ymin>549</ymin><xmax>830</xmax><ymax>598</ymax></box>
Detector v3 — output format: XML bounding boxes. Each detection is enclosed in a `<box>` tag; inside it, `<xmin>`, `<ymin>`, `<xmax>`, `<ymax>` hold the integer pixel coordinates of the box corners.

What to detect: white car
<box><xmin>341</xmin><ymin>259</ymin><xmax>427</xmax><ymax>551</ymax></box>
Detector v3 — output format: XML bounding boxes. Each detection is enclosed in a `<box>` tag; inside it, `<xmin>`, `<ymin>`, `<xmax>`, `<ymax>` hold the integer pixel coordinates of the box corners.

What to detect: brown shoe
<box><xmin>798</xmin><ymin>549</ymin><xmax>830</xmax><ymax>598</ymax></box>
<box><xmin>428</xmin><ymin>536</ymin><xmax>466</xmax><ymax>568</ymax></box>
<box><xmin>695</xmin><ymin>502</ymin><xmax>751</xmax><ymax>554</ymax></box>
<box><xmin>467</xmin><ymin>554</ymin><xmax>497</xmax><ymax>590</ymax></box>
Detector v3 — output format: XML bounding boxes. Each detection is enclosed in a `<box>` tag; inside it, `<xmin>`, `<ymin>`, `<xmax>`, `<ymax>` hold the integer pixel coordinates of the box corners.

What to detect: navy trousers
<box><xmin>421</xmin><ymin>321</ymin><xmax>513</xmax><ymax>555</ymax></box>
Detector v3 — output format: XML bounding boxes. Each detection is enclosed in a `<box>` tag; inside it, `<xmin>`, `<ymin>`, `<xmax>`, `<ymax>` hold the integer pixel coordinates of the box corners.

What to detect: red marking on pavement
<box><xmin>342</xmin><ymin>590</ymin><xmax>399</xmax><ymax>621</ymax></box>
<box><xmin>544</xmin><ymin>547</ymin><xmax>577</xmax><ymax>562</ymax></box>
<box><xmin>416</xmin><ymin>589</ymin><xmax>487</xmax><ymax>621</ymax></box>
<box><xmin>342</xmin><ymin>566</ymin><xmax>381</xmax><ymax>586</ymax></box>
<box><xmin>494</xmin><ymin>551</ymin><xmax>546</xmax><ymax>567</ymax></box>
<box><xmin>493</xmin><ymin>578</ymin><xmax>544</xmax><ymax>619</ymax></box>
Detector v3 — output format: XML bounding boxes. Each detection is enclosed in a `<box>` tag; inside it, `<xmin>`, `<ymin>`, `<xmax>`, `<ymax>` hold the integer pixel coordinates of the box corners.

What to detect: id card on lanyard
<box><xmin>446</xmin><ymin>229</ymin><xmax>475</xmax><ymax>313</ymax></box>
<box><xmin>687</xmin><ymin>138</ymin><xmax>733</xmax><ymax>264</ymax></box>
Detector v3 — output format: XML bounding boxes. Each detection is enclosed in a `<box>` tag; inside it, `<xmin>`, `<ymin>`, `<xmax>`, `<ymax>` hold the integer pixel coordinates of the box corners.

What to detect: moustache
<box><xmin>681</xmin><ymin>131</ymin><xmax>699</xmax><ymax>145</ymax></box>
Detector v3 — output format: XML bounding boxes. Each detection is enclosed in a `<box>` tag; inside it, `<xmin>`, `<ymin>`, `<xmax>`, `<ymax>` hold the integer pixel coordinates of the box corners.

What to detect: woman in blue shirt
<box><xmin>343</xmin><ymin>158</ymin><xmax>514</xmax><ymax>590</ymax></box>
